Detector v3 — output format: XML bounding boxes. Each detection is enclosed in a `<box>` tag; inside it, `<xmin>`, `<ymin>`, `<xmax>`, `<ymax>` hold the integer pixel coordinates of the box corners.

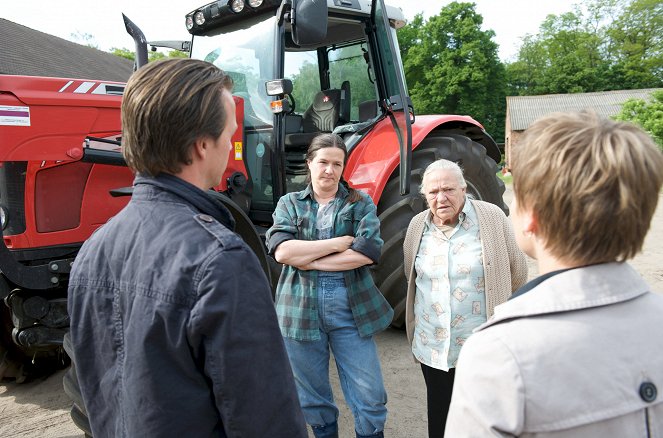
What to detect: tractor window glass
<box><xmin>373</xmin><ymin>4</ymin><xmax>408</xmax><ymax>100</ymax></box>
<box><xmin>190</xmin><ymin>17</ymin><xmax>278</xmax><ymax>212</ymax></box>
<box><xmin>328</xmin><ymin>43</ymin><xmax>377</xmax><ymax>122</ymax></box>
<box><xmin>284</xmin><ymin>49</ymin><xmax>321</xmax><ymax>115</ymax></box>
<box><xmin>191</xmin><ymin>17</ymin><xmax>276</xmax><ymax>129</ymax></box>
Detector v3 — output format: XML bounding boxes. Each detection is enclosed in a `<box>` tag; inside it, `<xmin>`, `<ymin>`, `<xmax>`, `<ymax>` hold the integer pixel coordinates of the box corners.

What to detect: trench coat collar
<box><xmin>477</xmin><ymin>262</ymin><xmax>650</xmax><ymax>331</ymax></box>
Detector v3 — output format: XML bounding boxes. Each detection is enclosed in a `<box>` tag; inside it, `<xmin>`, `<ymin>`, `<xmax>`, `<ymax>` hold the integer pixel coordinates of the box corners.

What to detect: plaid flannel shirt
<box><xmin>266</xmin><ymin>183</ymin><xmax>394</xmax><ymax>341</ymax></box>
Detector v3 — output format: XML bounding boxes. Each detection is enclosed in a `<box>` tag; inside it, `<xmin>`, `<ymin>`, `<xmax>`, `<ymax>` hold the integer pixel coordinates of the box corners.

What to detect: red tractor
<box><xmin>0</xmin><ymin>0</ymin><xmax>504</xmax><ymax>388</ymax></box>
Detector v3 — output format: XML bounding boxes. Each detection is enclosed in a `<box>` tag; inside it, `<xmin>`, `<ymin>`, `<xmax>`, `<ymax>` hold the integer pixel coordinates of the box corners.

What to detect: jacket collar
<box><xmin>133</xmin><ymin>173</ymin><xmax>235</xmax><ymax>230</ymax></box>
<box><xmin>477</xmin><ymin>262</ymin><xmax>651</xmax><ymax>331</ymax></box>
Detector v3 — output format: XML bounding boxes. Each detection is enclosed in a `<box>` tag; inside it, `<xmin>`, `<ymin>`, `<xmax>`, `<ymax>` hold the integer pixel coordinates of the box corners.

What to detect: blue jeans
<box><xmin>284</xmin><ymin>275</ymin><xmax>387</xmax><ymax>438</ymax></box>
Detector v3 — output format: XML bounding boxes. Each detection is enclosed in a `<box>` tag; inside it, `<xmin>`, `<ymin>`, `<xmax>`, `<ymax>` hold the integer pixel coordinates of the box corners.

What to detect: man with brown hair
<box><xmin>68</xmin><ymin>58</ymin><xmax>307</xmax><ymax>437</ymax></box>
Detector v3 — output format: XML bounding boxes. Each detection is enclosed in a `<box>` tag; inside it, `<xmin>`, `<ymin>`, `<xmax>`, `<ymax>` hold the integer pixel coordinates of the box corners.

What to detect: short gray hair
<box><xmin>420</xmin><ymin>159</ymin><xmax>467</xmax><ymax>195</ymax></box>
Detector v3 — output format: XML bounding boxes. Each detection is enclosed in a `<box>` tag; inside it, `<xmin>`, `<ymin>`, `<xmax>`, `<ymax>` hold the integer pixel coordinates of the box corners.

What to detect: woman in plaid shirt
<box><xmin>266</xmin><ymin>133</ymin><xmax>393</xmax><ymax>438</ymax></box>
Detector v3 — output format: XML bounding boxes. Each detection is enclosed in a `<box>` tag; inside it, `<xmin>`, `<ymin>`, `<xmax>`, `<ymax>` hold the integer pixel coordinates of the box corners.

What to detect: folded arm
<box><xmin>274</xmin><ymin>235</ymin><xmax>354</xmax><ymax>267</ymax></box>
<box><xmin>299</xmin><ymin>249</ymin><xmax>373</xmax><ymax>271</ymax></box>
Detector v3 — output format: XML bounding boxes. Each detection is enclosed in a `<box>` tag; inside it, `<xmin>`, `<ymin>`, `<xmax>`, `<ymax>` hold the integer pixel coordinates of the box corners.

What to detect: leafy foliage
<box><xmin>109</xmin><ymin>47</ymin><xmax>189</xmax><ymax>63</ymax></box>
<box><xmin>505</xmin><ymin>0</ymin><xmax>663</xmax><ymax>95</ymax></box>
<box><xmin>615</xmin><ymin>90</ymin><xmax>663</xmax><ymax>150</ymax></box>
<box><xmin>398</xmin><ymin>2</ymin><xmax>506</xmax><ymax>140</ymax></box>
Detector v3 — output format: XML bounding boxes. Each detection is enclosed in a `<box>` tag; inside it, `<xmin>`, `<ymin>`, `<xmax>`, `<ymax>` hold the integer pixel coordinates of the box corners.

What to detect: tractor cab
<box><xmin>185</xmin><ymin>0</ymin><xmax>412</xmax><ymax>224</ymax></box>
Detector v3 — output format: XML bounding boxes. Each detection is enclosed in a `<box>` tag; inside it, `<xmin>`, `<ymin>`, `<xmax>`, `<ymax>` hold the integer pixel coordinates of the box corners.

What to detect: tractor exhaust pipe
<box><xmin>122</xmin><ymin>13</ymin><xmax>148</xmax><ymax>70</ymax></box>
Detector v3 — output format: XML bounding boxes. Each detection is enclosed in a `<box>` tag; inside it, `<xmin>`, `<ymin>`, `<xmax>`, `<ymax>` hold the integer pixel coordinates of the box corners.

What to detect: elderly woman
<box><xmin>445</xmin><ymin>111</ymin><xmax>663</xmax><ymax>437</ymax></box>
<box><xmin>403</xmin><ymin>159</ymin><xmax>527</xmax><ymax>437</ymax></box>
<box><xmin>266</xmin><ymin>133</ymin><xmax>393</xmax><ymax>438</ymax></box>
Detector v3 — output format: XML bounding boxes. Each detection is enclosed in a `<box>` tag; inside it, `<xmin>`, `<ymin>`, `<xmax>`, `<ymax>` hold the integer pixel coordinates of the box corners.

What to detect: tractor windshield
<box><xmin>190</xmin><ymin>17</ymin><xmax>276</xmax><ymax>129</ymax></box>
<box><xmin>190</xmin><ymin>17</ymin><xmax>278</xmax><ymax>213</ymax></box>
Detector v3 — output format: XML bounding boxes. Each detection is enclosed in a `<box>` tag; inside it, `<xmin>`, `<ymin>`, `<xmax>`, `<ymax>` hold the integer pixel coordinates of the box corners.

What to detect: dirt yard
<box><xmin>2</xmin><ymin>186</ymin><xmax>662</xmax><ymax>438</ymax></box>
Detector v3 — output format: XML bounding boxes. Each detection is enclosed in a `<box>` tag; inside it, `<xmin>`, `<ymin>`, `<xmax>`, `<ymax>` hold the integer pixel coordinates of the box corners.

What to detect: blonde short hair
<box><xmin>512</xmin><ymin>110</ymin><xmax>663</xmax><ymax>264</ymax></box>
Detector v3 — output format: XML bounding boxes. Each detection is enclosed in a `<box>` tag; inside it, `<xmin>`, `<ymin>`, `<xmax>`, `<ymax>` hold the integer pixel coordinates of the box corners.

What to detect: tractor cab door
<box><xmin>370</xmin><ymin>0</ymin><xmax>413</xmax><ymax>195</ymax></box>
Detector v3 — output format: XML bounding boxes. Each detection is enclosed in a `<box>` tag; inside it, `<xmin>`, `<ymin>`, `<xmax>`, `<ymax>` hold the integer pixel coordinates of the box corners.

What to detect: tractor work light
<box><xmin>265</xmin><ymin>79</ymin><xmax>293</xmax><ymax>96</ymax></box>
<box><xmin>0</xmin><ymin>205</ymin><xmax>7</xmax><ymax>230</ymax></box>
<box><xmin>185</xmin><ymin>0</ymin><xmax>280</xmax><ymax>36</ymax></box>
<box><xmin>194</xmin><ymin>11</ymin><xmax>206</xmax><ymax>25</ymax></box>
<box><xmin>230</xmin><ymin>0</ymin><xmax>245</xmax><ymax>13</ymax></box>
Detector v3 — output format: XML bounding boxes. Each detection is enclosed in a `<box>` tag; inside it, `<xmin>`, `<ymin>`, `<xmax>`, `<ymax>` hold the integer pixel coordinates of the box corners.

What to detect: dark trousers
<box><xmin>420</xmin><ymin>363</ymin><xmax>456</xmax><ymax>438</ymax></box>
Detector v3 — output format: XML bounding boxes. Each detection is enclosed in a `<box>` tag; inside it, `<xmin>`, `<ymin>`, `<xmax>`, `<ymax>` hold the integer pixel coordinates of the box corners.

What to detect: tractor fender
<box><xmin>344</xmin><ymin>113</ymin><xmax>500</xmax><ymax>203</ymax></box>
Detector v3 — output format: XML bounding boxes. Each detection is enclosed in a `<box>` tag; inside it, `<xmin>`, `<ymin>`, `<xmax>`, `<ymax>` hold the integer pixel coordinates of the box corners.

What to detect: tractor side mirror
<box><xmin>266</xmin><ymin>79</ymin><xmax>294</xmax><ymax>114</ymax></box>
<box><xmin>291</xmin><ymin>0</ymin><xmax>328</xmax><ymax>47</ymax></box>
<box><xmin>265</xmin><ymin>79</ymin><xmax>293</xmax><ymax>96</ymax></box>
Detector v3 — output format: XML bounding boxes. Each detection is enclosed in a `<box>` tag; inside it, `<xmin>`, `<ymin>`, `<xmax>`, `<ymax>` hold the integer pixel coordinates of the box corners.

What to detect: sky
<box><xmin>0</xmin><ymin>0</ymin><xmax>579</xmax><ymax>61</ymax></box>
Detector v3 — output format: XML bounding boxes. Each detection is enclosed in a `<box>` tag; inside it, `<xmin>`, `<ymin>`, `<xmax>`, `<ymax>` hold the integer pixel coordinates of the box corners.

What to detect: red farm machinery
<box><xmin>0</xmin><ymin>0</ymin><xmax>505</xmax><ymax>392</ymax></box>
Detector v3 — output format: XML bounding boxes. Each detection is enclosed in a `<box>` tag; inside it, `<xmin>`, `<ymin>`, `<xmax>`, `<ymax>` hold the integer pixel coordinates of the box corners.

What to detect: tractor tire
<box><xmin>373</xmin><ymin>133</ymin><xmax>505</xmax><ymax>327</ymax></box>
<box><xmin>0</xmin><ymin>306</ymin><xmax>26</xmax><ymax>382</ymax></box>
<box><xmin>63</xmin><ymin>332</ymin><xmax>93</xmax><ymax>437</ymax></box>
<box><xmin>0</xmin><ymin>302</ymin><xmax>68</xmax><ymax>382</ymax></box>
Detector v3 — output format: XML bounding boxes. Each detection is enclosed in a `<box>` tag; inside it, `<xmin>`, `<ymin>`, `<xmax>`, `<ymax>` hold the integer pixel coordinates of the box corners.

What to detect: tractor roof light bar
<box><xmin>185</xmin><ymin>0</ymin><xmax>281</xmax><ymax>35</ymax></box>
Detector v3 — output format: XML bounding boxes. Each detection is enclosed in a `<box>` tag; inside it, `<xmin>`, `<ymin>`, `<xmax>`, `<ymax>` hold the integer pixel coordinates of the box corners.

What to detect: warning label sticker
<box><xmin>0</xmin><ymin>105</ymin><xmax>31</xmax><ymax>126</ymax></box>
<box><xmin>234</xmin><ymin>142</ymin><xmax>242</xmax><ymax>160</ymax></box>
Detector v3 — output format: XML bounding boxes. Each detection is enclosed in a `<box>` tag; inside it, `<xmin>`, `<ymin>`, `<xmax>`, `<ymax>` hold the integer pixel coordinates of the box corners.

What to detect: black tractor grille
<box><xmin>0</xmin><ymin>161</ymin><xmax>28</xmax><ymax>236</ymax></box>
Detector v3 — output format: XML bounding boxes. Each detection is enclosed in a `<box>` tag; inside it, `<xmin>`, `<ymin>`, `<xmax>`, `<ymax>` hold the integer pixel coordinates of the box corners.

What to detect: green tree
<box><xmin>328</xmin><ymin>45</ymin><xmax>377</xmax><ymax>119</ymax></box>
<box><xmin>396</xmin><ymin>13</ymin><xmax>425</xmax><ymax>88</ymax></box>
<box><xmin>506</xmin><ymin>0</ymin><xmax>663</xmax><ymax>95</ymax></box>
<box><xmin>504</xmin><ymin>35</ymin><xmax>548</xmax><ymax>95</ymax></box>
<box><xmin>399</xmin><ymin>2</ymin><xmax>506</xmax><ymax>140</ymax></box>
<box><xmin>110</xmin><ymin>47</ymin><xmax>135</xmax><ymax>61</ymax></box>
<box><xmin>506</xmin><ymin>8</ymin><xmax>611</xmax><ymax>95</ymax></box>
<box><xmin>290</xmin><ymin>61</ymin><xmax>321</xmax><ymax>113</ymax></box>
<box><xmin>607</xmin><ymin>0</ymin><xmax>663</xmax><ymax>88</ymax></box>
<box><xmin>615</xmin><ymin>90</ymin><xmax>663</xmax><ymax>150</ymax></box>
<box><xmin>110</xmin><ymin>47</ymin><xmax>189</xmax><ymax>63</ymax></box>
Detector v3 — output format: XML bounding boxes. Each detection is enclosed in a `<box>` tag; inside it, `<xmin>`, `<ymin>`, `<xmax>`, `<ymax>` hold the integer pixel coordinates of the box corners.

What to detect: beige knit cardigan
<box><xmin>403</xmin><ymin>199</ymin><xmax>528</xmax><ymax>346</ymax></box>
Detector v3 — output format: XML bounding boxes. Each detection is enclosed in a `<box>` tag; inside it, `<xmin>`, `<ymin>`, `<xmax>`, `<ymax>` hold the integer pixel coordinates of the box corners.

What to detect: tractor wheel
<box><xmin>373</xmin><ymin>133</ymin><xmax>505</xmax><ymax>327</ymax></box>
<box><xmin>63</xmin><ymin>332</ymin><xmax>93</xmax><ymax>437</ymax></box>
<box><xmin>1</xmin><ymin>301</ymin><xmax>68</xmax><ymax>382</ymax></box>
<box><xmin>0</xmin><ymin>306</ymin><xmax>26</xmax><ymax>382</ymax></box>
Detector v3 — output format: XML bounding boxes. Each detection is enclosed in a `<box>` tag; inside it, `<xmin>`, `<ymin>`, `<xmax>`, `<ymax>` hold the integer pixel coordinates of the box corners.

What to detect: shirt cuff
<box><xmin>266</xmin><ymin>231</ymin><xmax>295</xmax><ymax>256</ymax></box>
<box><xmin>351</xmin><ymin>236</ymin><xmax>380</xmax><ymax>264</ymax></box>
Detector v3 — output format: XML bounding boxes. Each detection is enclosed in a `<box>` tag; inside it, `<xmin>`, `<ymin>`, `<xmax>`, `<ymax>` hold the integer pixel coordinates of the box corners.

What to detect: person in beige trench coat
<box><xmin>445</xmin><ymin>111</ymin><xmax>663</xmax><ymax>437</ymax></box>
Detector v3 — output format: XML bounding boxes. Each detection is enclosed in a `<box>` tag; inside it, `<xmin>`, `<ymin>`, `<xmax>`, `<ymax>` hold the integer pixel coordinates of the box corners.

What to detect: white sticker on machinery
<box><xmin>0</xmin><ymin>105</ymin><xmax>31</xmax><ymax>126</ymax></box>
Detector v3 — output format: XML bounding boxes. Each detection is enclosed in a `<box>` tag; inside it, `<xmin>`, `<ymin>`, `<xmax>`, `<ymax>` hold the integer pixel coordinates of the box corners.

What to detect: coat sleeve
<box><xmin>187</xmin><ymin>244</ymin><xmax>307</xmax><ymax>438</ymax></box>
<box><xmin>445</xmin><ymin>330</ymin><xmax>525</xmax><ymax>438</ymax></box>
<box><xmin>403</xmin><ymin>219</ymin><xmax>416</xmax><ymax>282</ymax></box>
